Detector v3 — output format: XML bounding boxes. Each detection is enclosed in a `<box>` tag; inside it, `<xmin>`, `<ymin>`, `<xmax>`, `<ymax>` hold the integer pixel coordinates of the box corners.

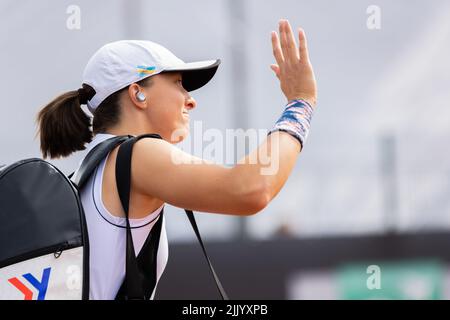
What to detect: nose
<box><xmin>185</xmin><ymin>95</ymin><xmax>196</xmax><ymax>111</ymax></box>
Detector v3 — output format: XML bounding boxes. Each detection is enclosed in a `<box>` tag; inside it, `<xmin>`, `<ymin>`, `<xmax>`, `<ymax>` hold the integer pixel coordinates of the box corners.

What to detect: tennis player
<box><xmin>35</xmin><ymin>19</ymin><xmax>317</xmax><ymax>299</ymax></box>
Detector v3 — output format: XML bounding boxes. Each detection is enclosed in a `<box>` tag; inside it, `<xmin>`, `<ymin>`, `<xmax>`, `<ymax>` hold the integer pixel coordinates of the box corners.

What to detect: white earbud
<box><xmin>136</xmin><ymin>91</ymin><xmax>146</xmax><ymax>102</ymax></box>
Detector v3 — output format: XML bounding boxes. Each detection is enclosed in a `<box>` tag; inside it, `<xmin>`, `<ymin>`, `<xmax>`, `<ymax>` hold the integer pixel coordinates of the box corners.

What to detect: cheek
<box><xmin>163</xmin><ymin>98</ymin><xmax>185</xmax><ymax>122</ymax></box>
<box><xmin>150</xmin><ymin>99</ymin><xmax>178</xmax><ymax>120</ymax></box>
<box><xmin>162</xmin><ymin>106</ymin><xmax>182</xmax><ymax>124</ymax></box>
<box><xmin>147</xmin><ymin>93</ymin><xmax>186</xmax><ymax>130</ymax></box>
<box><xmin>152</xmin><ymin>105</ymin><xmax>186</xmax><ymax>137</ymax></box>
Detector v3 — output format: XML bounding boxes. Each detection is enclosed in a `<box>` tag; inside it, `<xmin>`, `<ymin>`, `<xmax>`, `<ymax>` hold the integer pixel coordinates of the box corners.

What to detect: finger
<box><xmin>279</xmin><ymin>20</ymin><xmax>291</xmax><ymax>64</ymax></box>
<box><xmin>298</xmin><ymin>28</ymin><xmax>310</xmax><ymax>62</ymax></box>
<box><xmin>270</xmin><ymin>64</ymin><xmax>280</xmax><ymax>79</ymax></box>
<box><xmin>271</xmin><ymin>31</ymin><xmax>284</xmax><ymax>65</ymax></box>
<box><xmin>284</xmin><ymin>20</ymin><xmax>300</xmax><ymax>61</ymax></box>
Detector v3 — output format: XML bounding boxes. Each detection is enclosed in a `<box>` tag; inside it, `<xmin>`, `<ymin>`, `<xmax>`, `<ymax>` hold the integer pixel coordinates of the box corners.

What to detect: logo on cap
<box><xmin>136</xmin><ymin>65</ymin><xmax>156</xmax><ymax>76</ymax></box>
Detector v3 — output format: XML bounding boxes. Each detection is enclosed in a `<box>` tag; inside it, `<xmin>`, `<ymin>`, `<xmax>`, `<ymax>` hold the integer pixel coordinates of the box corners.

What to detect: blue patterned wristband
<box><xmin>267</xmin><ymin>99</ymin><xmax>314</xmax><ymax>149</ymax></box>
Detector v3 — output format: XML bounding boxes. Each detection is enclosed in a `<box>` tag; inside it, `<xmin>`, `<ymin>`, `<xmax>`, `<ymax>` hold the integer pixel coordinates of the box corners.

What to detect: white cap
<box><xmin>82</xmin><ymin>40</ymin><xmax>221</xmax><ymax>113</ymax></box>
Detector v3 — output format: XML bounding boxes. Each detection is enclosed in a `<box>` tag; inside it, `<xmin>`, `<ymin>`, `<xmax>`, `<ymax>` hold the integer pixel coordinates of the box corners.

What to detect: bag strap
<box><xmin>115</xmin><ymin>133</ymin><xmax>164</xmax><ymax>299</ymax></box>
<box><xmin>69</xmin><ymin>135</ymin><xmax>132</xmax><ymax>188</ymax></box>
<box><xmin>115</xmin><ymin>208</ymin><xmax>164</xmax><ymax>300</ymax></box>
<box><xmin>184</xmin><ymin>209</ymin><xmax>229</xmax><ymax>300</ymax></box>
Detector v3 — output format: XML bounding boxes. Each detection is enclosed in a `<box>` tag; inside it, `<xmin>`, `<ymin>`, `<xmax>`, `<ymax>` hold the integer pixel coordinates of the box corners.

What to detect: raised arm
<box><xmin>132</xmin><ymin>19</ymin><xmax>317</xmax><ymax>216</ymax></box>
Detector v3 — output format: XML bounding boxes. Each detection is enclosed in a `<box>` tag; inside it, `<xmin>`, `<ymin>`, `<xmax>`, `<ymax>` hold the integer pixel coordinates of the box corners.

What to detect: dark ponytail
<box><xmin>35</xmin><ymin>84</ymin><xmax>94</xmax><ymax>159</ymax></box>
<box><xmin>36</xmin><ymin>77</ymin><xmax>153</xmax><ymax>159</ymax></box>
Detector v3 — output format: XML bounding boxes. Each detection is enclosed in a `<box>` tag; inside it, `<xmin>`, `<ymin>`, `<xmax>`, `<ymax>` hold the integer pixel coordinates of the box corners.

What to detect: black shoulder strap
<box><xmin>114</xmin><ymin>133</ymin><xmax>164</xmax><ymax>300</ymax></box>
<box><xmin>115</xmin><ymin>208</ymin><xmax>164</xmax><ymax>300</ymax></box>
<box><xmin>185</xmin><ymin>209</ymin><xmax>229</xmax><ymax>300</ymax></box>
<box><xmin>69</xmin><ymin>135</ymin><xmax>132</xmax><ymax>189</ymax></box>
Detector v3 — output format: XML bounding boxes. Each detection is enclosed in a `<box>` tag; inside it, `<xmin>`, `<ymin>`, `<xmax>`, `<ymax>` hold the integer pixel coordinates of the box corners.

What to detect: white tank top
<box><xmin>73</xmin><ymin>133</ymin><xmax>168</xmax><ymax>300</ymax></box>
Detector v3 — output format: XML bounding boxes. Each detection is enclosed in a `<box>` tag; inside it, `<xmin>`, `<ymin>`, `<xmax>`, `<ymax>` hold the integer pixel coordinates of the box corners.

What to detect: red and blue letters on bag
<box><xmin>7</xmin><ymin>267</ymin><xmax>51</xmax><ymax>300</ymax></box>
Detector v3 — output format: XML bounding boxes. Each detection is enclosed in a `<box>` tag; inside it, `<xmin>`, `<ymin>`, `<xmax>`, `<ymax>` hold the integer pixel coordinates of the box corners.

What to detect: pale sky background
<box><xmin>0</xmin><ymin>0</ymin><xmax>449</xmax><ymax>242</ymax></box>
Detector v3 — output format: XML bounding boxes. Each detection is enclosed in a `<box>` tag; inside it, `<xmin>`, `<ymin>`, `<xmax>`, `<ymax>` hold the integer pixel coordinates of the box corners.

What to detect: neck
<box><xmin>103</xmin><ymin>120</ymin><xmax>156</xmax><ymax>137</ymax></box>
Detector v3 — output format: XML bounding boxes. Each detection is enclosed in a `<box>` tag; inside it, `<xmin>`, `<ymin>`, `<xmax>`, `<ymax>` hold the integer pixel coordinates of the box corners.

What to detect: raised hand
<box><xmin>270</xmin><ymin>19</ymin><xmax>317</xmax><ymax>107</ymax></box>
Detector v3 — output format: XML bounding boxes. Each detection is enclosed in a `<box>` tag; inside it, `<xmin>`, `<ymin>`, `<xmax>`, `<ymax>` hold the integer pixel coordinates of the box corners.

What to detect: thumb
<box><xmin>270</xmin><ymin>64</ymin><xmax>280</xmax><ymax>79</ymax></box>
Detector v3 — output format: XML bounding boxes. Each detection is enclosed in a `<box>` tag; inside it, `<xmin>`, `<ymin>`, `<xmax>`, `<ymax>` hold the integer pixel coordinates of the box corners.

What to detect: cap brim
<box><xmin>164</xmin><ymin>59</ymin><xmax>221</xmax><ymax>92</ymax></box>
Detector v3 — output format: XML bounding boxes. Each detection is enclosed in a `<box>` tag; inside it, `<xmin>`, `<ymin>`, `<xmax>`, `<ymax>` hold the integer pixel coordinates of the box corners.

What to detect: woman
<box><xmin>35</xmin><ymin>19</ymin><xmax>317</xmax><ymax>299</ymax></box>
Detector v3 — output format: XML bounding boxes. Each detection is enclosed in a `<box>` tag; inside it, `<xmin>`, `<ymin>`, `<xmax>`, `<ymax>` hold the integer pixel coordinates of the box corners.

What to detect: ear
<box><xmin>128</xmin><ymin>83</ymin><xmax>147</xmax><ymax>109</ymax></box>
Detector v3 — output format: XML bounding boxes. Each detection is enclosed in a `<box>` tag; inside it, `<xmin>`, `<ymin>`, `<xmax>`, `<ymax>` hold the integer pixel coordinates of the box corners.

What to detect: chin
<box><xmin>169</xmin><ymin>127</ymin><xmax>189</xmax><ymax>144</ymax></box>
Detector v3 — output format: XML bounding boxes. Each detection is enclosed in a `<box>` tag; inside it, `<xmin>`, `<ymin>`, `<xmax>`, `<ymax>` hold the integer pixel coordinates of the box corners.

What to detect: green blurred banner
<box><xmin>337</xmin><ymin>260</ymin><xmax>444</xmax><ymax>300</ymax></box>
